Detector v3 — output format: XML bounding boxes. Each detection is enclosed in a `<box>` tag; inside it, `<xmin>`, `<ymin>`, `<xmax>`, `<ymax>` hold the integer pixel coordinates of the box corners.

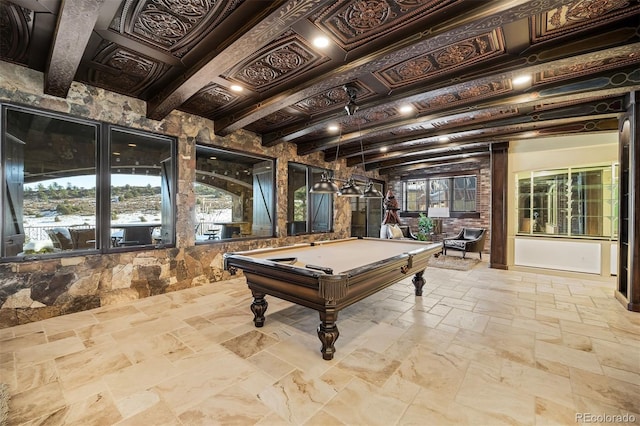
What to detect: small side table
<box><xmin>428</xmin><ymin>232</ymin><xmax>448</xmax><ymax>242</ymax></box>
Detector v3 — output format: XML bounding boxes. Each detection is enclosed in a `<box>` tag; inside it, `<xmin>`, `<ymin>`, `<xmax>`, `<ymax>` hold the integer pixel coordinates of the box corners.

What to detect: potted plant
<box><xmin>416</xmin><ymin>212</ymin><xmax>434</xmax><ymax>241</ymax></box>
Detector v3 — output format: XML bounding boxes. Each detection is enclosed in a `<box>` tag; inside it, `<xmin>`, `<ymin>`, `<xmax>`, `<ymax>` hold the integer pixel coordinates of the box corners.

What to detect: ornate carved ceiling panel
<box><xmin>180</xmin><ymin>83</ymin><xmax>241</xmax><ymax>117</ymax></box>
<box><xmin>110</xmin><ymin>0</ymin><xmax>241</xmax><ymax>58</ymax></box>
<box><xmin>415</xmin><ymin>79</ymin><xmax>513</xmax><ymax>113</ymax></box>
<box><xmin>311</xmin><ymin>0</ymin><xmax>458</xmax><ymax>50</ymax></box>
<box><xmin>375</xmin><ymin>30</ymin><xmax>505</xmax><ymax>89</ymax></box>
<box><xmin>88</xmin><ymin>41</ymin><xmax>168</xmax><ymax>96</ymax></box>
<box><xmin>531</xmin><ymin>0</ymin><xmax>640</xmax><ymax>43</ymax></box>
<box><xmin>3</xmin><ymin>0</ymin><xmax>639</xmax><ymax>174</ymax></box>
<box><xmin>224</xmin><ymin>30</ymin><xmax>331</xmax><ymax>92</ymax></box>
<box><xmin>292</xmin><ymin>82</ymin><xmax>375</xmax><ymax>115</ymax></box>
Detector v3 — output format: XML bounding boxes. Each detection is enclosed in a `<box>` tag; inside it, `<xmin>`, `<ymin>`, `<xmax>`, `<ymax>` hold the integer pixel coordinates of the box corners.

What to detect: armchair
<box><xmin>443</xmin><ymin>228</ymin><xmax>486</xmax><ymax>259</ymax></box>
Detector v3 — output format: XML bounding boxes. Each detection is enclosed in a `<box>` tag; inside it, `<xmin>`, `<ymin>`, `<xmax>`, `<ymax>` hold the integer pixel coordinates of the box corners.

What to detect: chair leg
<box><xmin>479</xmin><ymin>252</ymin><xmax>482</xmax><ymax>259</ymax></box>
<box><xmin>462</xmin><ymin>251</ymin><xmax>466</xmax><ymax>259</ymax></box>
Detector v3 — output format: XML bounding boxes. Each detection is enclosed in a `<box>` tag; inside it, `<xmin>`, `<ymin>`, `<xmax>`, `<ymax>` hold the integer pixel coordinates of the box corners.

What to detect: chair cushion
<box><xmin>444</xmin><ymin>239</ymin><xmax>466</xmax><ymax>249</ymax></box>
<box><xmin>389</xmin><ymin>224</ymin><xmax>405</xmax><ymax>239</ymax></box>
<box><xmin>463</xmin><ymin>228</ymin><xmax>483</xmax><ymax>239</ymax></box>
<box><xmin>69</xmin><ymin>228</ymin><xmax>95</xmax><ymax>249</ymax></box>
<box><xmin>48</xmin><ymin>227</ymin><xmax>73</xmax><ymax>250</ymax></box>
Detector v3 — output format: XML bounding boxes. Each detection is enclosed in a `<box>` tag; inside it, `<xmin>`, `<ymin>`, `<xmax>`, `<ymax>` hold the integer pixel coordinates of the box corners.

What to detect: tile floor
<box><xmin>1</xmin><ymin>258</ymin><xmax>639</xmax><ymax>425</ymax></box>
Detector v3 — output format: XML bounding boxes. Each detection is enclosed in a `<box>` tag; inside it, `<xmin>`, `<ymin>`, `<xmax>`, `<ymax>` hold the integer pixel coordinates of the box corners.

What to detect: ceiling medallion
<box><xmin>343</xmin><ymin>0</ymin><xmax>393</xmax><ymax>33</ymax></box>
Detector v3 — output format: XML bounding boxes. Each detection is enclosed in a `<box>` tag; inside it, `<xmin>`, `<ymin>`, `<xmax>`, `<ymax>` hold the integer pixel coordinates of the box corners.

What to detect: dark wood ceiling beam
<box><xmin>363</xmin><ymin>145</ymin><xmax>491</xmax><ymax>171</ymax></box>
<box><xmin>378</xmin><ymin>156</ymin><xmax>488</xmax><ymax>176</ymax></box>
<box><xmin>146</xmin><ymin>0</ymin><xmax>322</xmax><ymax>121</ymax></box>
<box><xmin>340</xmin><ymin>114</ymin><xmax>620</xmax><ymax>171</ymax></box>
<box><xmin>44</xmin><ymin>0</ymin><xmax>107</xmax><ymax>98</ymax></box>
<box><xmin>348</xmin><ymin>142</ymin><xmax>490</xmax><ymax>168</ymax></box>
<box><xmin>302</xmin><ymin>72</ymin><xmax>640</xmax><ymax>157</ymax></box>
<box><xmin>216</xmin><ymin>0</ymin><xmax>578</xmax><ymax>135</ymax></box>
<box><xmin>298</xmin><ymin>77</ymin><xmax>640</xmax><ymax>157</ymax></box>
<box><xmin>279</xmin><ymin>54</ymin><xmax>637</xmax><ymax>151</ymax></box>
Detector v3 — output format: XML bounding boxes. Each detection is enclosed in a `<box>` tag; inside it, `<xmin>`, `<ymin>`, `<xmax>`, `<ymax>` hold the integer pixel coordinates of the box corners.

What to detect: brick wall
<box><xmin>386</xmin><ymin>157</ymin><xmax>491</xmax><ymax>254</ymax></box>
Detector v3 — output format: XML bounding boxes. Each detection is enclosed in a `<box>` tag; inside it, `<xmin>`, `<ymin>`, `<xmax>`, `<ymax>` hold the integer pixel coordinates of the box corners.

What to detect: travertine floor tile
<box><xmin>257</xmin><ymin>369</ymin><xmax>336</xmax><ymax>424</ymax></box>
<box><xmin>2</xmin><ymin>264</ymin><xmax>638</xmax><ymax>425</ymax></box>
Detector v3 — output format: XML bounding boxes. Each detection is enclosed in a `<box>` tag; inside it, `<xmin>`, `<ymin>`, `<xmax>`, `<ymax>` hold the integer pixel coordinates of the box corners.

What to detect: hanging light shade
<box><xmin>362</xmin><ymin>181</ymin><xmax>383</xmax><ymax>198</ymax></box>
<box><xmin>310</xmin><ymin>173</ymin><xmax>339</xmax><ymax>194</ymax></box>
<box><xmin>339</xmin><ymin>178</ymin><xmax>362</xmax><ymax>197</ymax></box>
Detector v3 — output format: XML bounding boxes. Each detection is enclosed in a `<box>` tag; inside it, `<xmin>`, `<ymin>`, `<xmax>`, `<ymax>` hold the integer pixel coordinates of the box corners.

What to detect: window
<box><xmin>453</xmin><ymin>176</ymin><xmax>476</xmax><ymax>211</ymax></box>
<box><xmin>402</xmin><ymin>175</ymin><xmax>477</xmax><ymax>214</ymax></box>
<box><xmin>1</xmin><ymin>105</ymin><xmax>176</xmax><ymax>259</ymax></box>
<box><xmin>429</xmin><ymin>178</ymin><xmax>449</xmax><ymax>208</ymax></box>
<box><xmin>287</xmin><ymin>163</ymin><xmax>333</xmax><ymax>235</ymax></box>
<box><xmin>195</xmin><ymin>146</ymin><xmax>274</xmax><ymax>241</ymax></box>
<box><xmin>109</xmin><ymin>128</ymin><xmax>175</xmax><ymax>248</ymax></box>
<box><xmin>404</xmin><ymin>180</ymin><xmax>427</xmax><ymax>212</ymax></box>
<box><xmin>516</xmin><ymin>164</ymin><xmax>618</xmax><ymax>238</ymax></box>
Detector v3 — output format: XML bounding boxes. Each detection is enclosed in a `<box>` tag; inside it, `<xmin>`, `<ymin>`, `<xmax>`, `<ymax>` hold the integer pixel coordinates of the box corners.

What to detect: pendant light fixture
<box><xmin>311</xmin><ymin>84</ymin><xmax>382</xmax><ymax>198</ymax></box>
<box><xmin>359</xmin><ymin>133</ymin><xmax>382</xmax><ymax>198</ymax></box>
<box><xmin>310</xmin><ymin>117</ymin><xmax>341</xmax><ymax>194</ymax></box>
<box><xmin>310</xmin><ymin>172</ymin><xmax>340</xmax><ymax>194</ymax></box>
<box><xmin>339</xmin><ymin>84</ymin><xmax>364</xmax><ymax>197</ymax></box>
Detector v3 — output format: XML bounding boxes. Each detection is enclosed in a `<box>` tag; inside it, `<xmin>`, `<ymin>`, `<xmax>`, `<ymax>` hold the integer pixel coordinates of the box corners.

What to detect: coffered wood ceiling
<box><xmin>1</xmin><ymin>0</ymin><xmax>639</xmax><ymax>178</ymax></box>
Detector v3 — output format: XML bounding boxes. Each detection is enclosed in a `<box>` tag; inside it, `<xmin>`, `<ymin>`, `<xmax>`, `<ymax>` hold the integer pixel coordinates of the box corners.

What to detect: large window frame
<box><xmin>194</xmin><ymin>145</ymin><xmax>275</xmax><ymax>242</ymax></box>
<box><xmin>1</xmin><ymin>104</ymin><xmax>177</xmax><ymax>260</ymax></box>
<box><xmin>287</xmin><ymin>163</ymin><xmax>334</xmax><ymax>235</ymax></box>
<box><xmin>516</xmin><ymin>164</ymin><xmax>618</xmax><ymax>239</ymax></box>
<box><xmin>401</xmin><ymin>173</ymin><xmax>479</xmax><ymax>218</ymax></box>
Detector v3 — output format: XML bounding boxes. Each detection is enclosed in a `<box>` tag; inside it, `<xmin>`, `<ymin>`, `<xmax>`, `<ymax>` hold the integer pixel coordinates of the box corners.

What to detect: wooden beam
<box><xmin>146</xmin><ymin>0</ymin><xmax>324</xmax><ymax>121</ymax></box>
<box><xmin>44</xmin><ymin>0</ymin><xmax>106</xmax><ymax>98</ymax></box>
<box><xmin>490</xmin><ymin>142</ymin><xmax>509</xmax><ymax>270</ymax></box>
<box><xmin>215</xmin><ymin>0</ymin><xmax>577</xmax><ymax>135</ymax></box>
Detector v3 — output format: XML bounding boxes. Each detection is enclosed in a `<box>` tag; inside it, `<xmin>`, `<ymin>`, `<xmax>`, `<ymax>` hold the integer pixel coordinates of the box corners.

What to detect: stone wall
<box><xmin>0</xmin><ymin>61</ymin><xmax>374</xmax><ymax>329</ymax></box>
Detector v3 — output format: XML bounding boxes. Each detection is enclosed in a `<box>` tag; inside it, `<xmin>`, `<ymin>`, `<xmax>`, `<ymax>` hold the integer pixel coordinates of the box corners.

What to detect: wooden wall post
<box><xmin>490</xmin><ymin>142</ymin><xmax>509</xmax><ymax>270</ymax></box>
<box><xmin>616</xmin><ymin>91</ymin><xmax>640</xmax><ymax>312</ymax></box>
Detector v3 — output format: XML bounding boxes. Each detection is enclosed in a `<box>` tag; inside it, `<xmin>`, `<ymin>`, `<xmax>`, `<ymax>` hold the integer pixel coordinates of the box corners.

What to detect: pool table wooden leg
<box><xmin>250</xmin><ymin>290</ymin><xmax>268</xmax><ymax>327</ymax></box>
<box><xmin>412</xmin><ymin>270</ymin><xmax>426</xmax><ymax>296</ymax></box>
<box><xmin>317</xmin><ymin>307</ymin><xmax>339</xmax><ymax>360</ymax></box>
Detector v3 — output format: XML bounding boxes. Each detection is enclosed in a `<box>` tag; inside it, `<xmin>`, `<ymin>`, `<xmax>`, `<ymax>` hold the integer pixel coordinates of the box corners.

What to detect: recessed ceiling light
<box><xmin>112</xmin><ymin>152</ymin><xmax>120</xmax><ymax>156</ymax></box>
<box><xmin>439</xmin><ymin>137</ymin><xmax>450</xmax><ymax>142</ymax></box>
<box><xmin>399</xmin><ymin>105</ymin><xmax>414</xmax><ymax>114</ymax></box>
<box><xmin>210</xmin><ymin>156</ymin><xmax>217</xmax><ymax>160</ymax></box>
<box><xmin>230</xmin><ymin>85</ymin><xmax>244</xmax><ymax>92</ymax></box>
<box><xmin>128</xmin><ymin>143</ymin><xmax>137</xmax><ymax>147</ymax></box>
<box><xmin>328</xmin><ymin>124</ymin><xmax>339</xmax><ymax>132</ymax></box>
<box><xmin>313</xmin><ymin>36</ymin><xmax>329</xmax><ymax>48</ymax></box>
<box><xmin>512</xmin><ymin>75</ymin><xmax>531</xmax><ymax>86</ymax></box>
<box><xmin>380</xmin><ymin>147</ymin><xmax>388</xmax><ymax>152</ymax></box>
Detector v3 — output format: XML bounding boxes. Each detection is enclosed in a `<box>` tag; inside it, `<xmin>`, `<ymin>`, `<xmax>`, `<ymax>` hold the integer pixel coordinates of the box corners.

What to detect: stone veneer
<box><xmin>0</xmin><ymin>61</ymin><xmax>379</xmax><ymax>329</ymax></box>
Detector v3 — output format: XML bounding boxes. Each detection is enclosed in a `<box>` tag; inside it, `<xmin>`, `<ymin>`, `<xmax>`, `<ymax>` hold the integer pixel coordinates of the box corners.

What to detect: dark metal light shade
<box><xmin>344</xmin><ymin>102</ymin><xmax>358</xmax><ymax>116</ymax></box>
<box><xmin>339</xmin><ymin>178</ymin><xmax>362</xmax><ymax>197</ymax></box>
<box><xmin>310</xmin><ymin>174</ymin><xmax>339</xmax><ymax>194</ymax></box>
<box><xmin>362</xmin><ymin>182</ymin><xmax>383</xmax><ymax>198</ymax></box>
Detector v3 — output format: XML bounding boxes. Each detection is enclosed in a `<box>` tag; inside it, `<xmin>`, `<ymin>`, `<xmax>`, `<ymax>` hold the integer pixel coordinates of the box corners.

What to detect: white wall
<box><xmin>514</xmin><ymin>238</ymin><xmax>601</xmax><ymax>274</ymax></box>
<box><xmin>507</xmin><ymin>133</ymin><xmax>618</xmax><ymax>275</ymax></box>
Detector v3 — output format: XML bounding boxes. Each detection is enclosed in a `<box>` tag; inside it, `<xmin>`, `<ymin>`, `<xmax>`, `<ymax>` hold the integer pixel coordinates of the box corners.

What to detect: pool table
<box><xmin>224</xmin><ymin>237</ymin><xmax>442</xmax><ymax>360</ymax></box>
